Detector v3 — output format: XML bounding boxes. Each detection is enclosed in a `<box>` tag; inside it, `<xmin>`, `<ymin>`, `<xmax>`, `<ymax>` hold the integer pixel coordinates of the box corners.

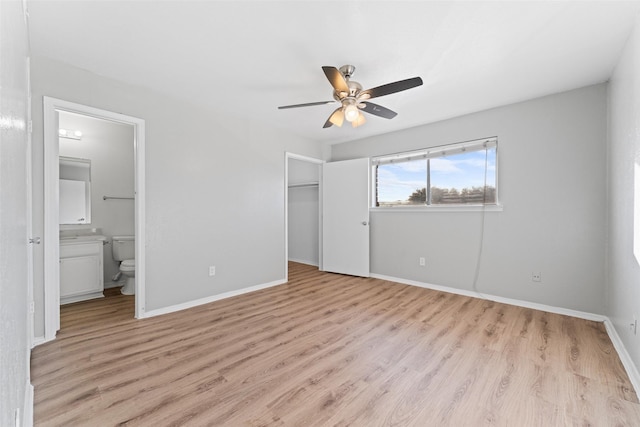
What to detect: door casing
<box><xmin>42</xmin><ymin>97</ymin><xmax>146</xmax><ymax>342</ymax></box>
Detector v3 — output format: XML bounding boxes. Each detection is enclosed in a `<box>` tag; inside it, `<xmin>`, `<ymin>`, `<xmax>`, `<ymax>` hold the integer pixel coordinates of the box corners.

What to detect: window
<box><xmin>372</xmin><ymin>137</ymin><xmax>497</xmax><ymax>207</ymax></box>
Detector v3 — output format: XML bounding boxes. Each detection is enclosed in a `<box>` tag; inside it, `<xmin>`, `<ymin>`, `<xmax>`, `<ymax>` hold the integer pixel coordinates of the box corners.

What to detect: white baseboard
<box><xmin>370</xmin><ymin>273</ymin><xmax>606</xmax><ymax>322</ymax></box>
<box><xmin>32</xmin><ymin>336</ymin><xmax>46</xmax><ymax>348</ymax></box>
<box><xmin>371</xmin><ymin>273</ymin><xmax>639</xmax><ymax>394</ymax></box>
<box><xmin>603</xmin><ymin>318</ymin><xmax>640</xmax><ymax>394</ymax></box>
<box><xmin>142</xmin><ymin>278</ymin><xmax>287</xmax><ymax>319</ymax></box>
<box><xmin>22</xmin><ymin>380</ymin><xmax>33</xmax><ymax>427</ymax></box>
<box><xmin>288</xmin><ymin>258</ymin><xmax>319</xmax><ymax>267</ymax></box>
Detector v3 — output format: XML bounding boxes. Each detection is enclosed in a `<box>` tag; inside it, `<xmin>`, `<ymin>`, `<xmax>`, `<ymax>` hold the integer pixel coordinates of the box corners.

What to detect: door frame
<box><xmin>284</xmin><ymin>152</ymin><xmax>324</xmax><ymax>281</ymax></box>
<box><xmin>42</xmin><ymin>97</ymin><xmax>146</xmax><ymax>341</ymax></box>
<box><xmin>26</xmin><ymin>57</ymin><xmax>34</xmax><ymax>349</ymax></box>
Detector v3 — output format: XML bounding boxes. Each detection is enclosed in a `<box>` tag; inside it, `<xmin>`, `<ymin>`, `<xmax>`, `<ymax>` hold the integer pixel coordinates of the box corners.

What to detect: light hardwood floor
<box><xmin>32</xmin><ymin>262</ymin><xmax>640</xmax><ymax>426</ymax></box>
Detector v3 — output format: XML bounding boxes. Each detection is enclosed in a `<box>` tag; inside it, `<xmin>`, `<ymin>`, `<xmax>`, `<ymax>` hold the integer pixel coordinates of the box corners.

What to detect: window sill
<box><xmin>370</xmin><ymin>204</ymin><xmax>504</xmax><ymax>213</ymax></box>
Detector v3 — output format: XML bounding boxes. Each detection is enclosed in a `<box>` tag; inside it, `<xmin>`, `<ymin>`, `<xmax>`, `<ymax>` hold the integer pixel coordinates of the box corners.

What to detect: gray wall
<box><xmin>31</xmin><ymin>56</ymin><xmax>322</xmax><ymax>336</ymax></box>
<box><xmin>607</xmin><ymin>14</ymin><xmax>640</xmax><ymax>372</ymax></box>
<box><xmin>58</xmin><ymin>112</ymin><xmax>135</xmax><ymax>285</ymax></box>
<box><xmin>288</xmin><ymin>158</ymin><xmax>320</xmax><ymax>266</ymax></box>
<box><xmin>0</xmin><ymin>1</ymin><xmax>31</xmax><ymax>425</ymax></box>
<box><xmin>331</xmin><ymin>84</ymin><xmax>607</xmax><ymax>314</ymax></box>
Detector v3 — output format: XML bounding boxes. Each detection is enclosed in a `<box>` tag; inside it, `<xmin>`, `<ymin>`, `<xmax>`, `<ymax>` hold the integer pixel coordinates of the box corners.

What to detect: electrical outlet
<box><xmin>532</xmin><ymin>272</ymin><xmax>541</xmax><ymax>282</ymax></box>
<box><xmin>209</xmin><ymin>266</ymin><xmax>216</xmax><ymax>276</ymax></box>
<box><xmin>419</xmin><ymin>257</ymin><xmax>425</xmax><ymax>267</ymax></box>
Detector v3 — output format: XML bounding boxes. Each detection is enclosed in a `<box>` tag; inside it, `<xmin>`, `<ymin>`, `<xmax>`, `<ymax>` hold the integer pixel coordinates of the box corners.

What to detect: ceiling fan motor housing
<box><xmin>333</xmin><ymin>80</ymin><xmax>363</xmax><ymax>101</ymax></box>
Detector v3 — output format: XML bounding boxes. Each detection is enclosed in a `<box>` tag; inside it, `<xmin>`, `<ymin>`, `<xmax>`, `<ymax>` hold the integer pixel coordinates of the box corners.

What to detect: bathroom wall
<box><xmin>288</xmin><ymin>158</ymin><xmax>320</xmax><ymax>266</ymax></box>
<box><xmin>58</xmin><ymin>112</ymin><xmax>135</xmax><ymax>286</ymax></box>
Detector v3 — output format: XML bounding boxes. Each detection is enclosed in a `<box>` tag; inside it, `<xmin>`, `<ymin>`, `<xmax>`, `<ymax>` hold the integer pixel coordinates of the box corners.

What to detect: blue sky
<box><xmin>377</xmin><ymin>148</ymin><xmax>496</xmax><ymax>202</ymax></box>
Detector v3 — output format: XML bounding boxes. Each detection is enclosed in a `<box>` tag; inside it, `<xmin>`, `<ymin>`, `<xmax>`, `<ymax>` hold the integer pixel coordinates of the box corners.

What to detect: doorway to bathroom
<box><xmin>42</xmin><ymin>97</ymin><xmax>146</xmax><ymax>341</ymax></box>
<box><xmin>59</xmin><ymin>111</ymin><xmax>135</xmax><ymax>296</ymax></box>
<box><xmin>285</xmin><ymin>153</ymin><xmax>323</xmax><ymax>280</ymax></box>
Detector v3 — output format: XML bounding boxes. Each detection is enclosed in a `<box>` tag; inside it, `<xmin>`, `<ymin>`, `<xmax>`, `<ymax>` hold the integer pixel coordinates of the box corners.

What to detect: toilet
<box><xmin>111</xmin><ymin>235</ymin><xmax>135</xmax><ymax>295</ymax></box>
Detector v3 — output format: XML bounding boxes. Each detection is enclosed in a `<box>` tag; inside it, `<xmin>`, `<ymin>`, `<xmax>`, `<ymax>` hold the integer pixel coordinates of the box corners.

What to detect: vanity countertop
<box><xmin>60</xmin><ymin>235</ymin><xmax>107</xmax><ymax>244</ymax></box>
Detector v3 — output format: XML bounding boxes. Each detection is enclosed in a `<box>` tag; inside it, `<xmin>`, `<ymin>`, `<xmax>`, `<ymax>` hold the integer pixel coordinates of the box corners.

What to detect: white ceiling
<box><xmin>28</xmin><ymin>1</ymin><xmax>640</xmax><ymax>145</ymax></box>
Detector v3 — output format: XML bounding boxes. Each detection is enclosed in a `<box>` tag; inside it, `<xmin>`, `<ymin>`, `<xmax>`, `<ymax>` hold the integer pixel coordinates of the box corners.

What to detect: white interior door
<box><xmin>322</xmin><ymin>158</ymin><xmax>370</xmax><ymax>277</ymax></box>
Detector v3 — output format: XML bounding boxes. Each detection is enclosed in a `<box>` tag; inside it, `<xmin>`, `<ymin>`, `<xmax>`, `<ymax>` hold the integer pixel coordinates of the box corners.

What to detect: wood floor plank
<box><xmin>31</xmin><ymin>262</ymin><xmax>640</xmax><ymax>426</ymax></box>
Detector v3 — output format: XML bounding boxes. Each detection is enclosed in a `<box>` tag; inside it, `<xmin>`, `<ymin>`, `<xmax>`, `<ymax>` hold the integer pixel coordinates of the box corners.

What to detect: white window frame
<box><xmin>370</xmin><ymin>137</ymin><xmax>501</xmax><ymax>212</ymax></box>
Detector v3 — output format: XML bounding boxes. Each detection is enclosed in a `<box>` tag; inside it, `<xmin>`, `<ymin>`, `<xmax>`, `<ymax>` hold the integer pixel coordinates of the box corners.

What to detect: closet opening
<box><xmin>285</xmin><ymin>153</ymin><xmax>323</xmax><ymax>279</ymax></box>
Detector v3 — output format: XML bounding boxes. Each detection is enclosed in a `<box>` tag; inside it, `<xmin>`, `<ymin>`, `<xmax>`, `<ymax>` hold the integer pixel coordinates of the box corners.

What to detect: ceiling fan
<box><xmin>278</xmin><ymin>65</ymin><xmax>423</xmax><ymax>128</ymax></box>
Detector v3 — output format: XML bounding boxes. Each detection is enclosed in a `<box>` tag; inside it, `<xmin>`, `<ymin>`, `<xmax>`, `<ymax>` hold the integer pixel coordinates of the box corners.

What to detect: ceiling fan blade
<box><xmin>322</xmin><ymin>66</ymin><xmax>349</xmax><ymax>93</ymax></box>
<box><xmin>278</xmin><ymin>100</ymin><xmax>335</xmax><ymax>109</ymax></box>
<box><xmin>351</xmin><ymin>111</ymin><xmax>366</xmax><ymax>128</ymax></box>
<box><xmin>360</xmin><ymin>77</ymin><xmax>423</xmax><ymax>100</ymax></box>
<box><xmin>323</xmin><ymin>107</ymin><xmax>344</xmax><ymax>128</ymax></box>
<box><xmin>359</xmin><ymin>102</ymin><xmax>397</xmax><ymax>119</ymax></box>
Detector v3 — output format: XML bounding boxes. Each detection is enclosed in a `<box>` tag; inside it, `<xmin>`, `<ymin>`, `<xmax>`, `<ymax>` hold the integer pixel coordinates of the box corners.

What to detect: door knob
<box><xmin>29</xmin><ymin>237</ymin><xmax>41</xmax><ymax>244</ymax></box>
<box><xmin>362</xmin><ymin>221</ymin><xmax>368</xmax><ymax>226</ymax></box>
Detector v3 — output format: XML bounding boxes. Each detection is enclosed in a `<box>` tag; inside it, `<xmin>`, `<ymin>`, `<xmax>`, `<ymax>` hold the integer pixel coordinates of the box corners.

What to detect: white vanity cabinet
<box><xmin>60</xmin><ymin>239</ymin><xmax>105</xmax><ymax>304</ymax></box>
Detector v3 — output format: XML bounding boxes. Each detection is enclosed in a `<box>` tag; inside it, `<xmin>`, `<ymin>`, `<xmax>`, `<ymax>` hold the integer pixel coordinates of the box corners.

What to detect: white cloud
<box><xmin>377</xmin><ymin>167</ymin><xmax>425</xmax><ymax>200</ymax></box>
<box><xmin>387</xmin><ymin>160</ymin><xmax>427</xmax><ymax>173</ymax></box>
<box><xmin>430</xmin><ymin>158</ymin><xmax>463</xmax><ymax>173</ymax></box>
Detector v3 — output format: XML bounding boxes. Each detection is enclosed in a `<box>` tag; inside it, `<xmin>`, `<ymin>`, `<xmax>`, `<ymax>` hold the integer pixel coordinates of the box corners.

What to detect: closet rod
<box><xmin>103</xmin><ymin>196</ymin><xmax>134</xmax><ymax>200</ymax></box>
<box><xmin>288</xmin><ymin>182</ymin><xmax>319</xmax><ymax>188</ymax></box>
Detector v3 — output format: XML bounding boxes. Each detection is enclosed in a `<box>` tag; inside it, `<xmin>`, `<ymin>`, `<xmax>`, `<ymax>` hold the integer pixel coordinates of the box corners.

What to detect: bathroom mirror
<box><xmin>59</xmin><ymin>156</ymin><xmax>91</xmax><ymax>224</ymax></box>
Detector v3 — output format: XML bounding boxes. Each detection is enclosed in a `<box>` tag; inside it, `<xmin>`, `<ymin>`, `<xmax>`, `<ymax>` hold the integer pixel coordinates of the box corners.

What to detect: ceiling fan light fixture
<box><xmin>352</xmin><ymin>111</ymin><xmax>366</xmax><ymax>128</ymax></box>
<box><xmin>278</xmin><ymin>65</ymin><xmax>423</xmax><ymax>129</ymax></box>
<box><xmin>344</xmin><ymin>103</ymin><xmax>359</xmax><ymax>122</ymax></box>
<box><xmin>328</xmin><ymin>108</ymin><xmax>344</xmax><ymax>127</ymax></box>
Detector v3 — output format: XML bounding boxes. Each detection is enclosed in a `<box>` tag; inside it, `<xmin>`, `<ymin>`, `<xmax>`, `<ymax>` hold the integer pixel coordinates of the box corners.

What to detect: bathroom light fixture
<box><xmin>59</xmin><ymin>128</ymin><xmax>82</xmax><ymax>140</ymax></box>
